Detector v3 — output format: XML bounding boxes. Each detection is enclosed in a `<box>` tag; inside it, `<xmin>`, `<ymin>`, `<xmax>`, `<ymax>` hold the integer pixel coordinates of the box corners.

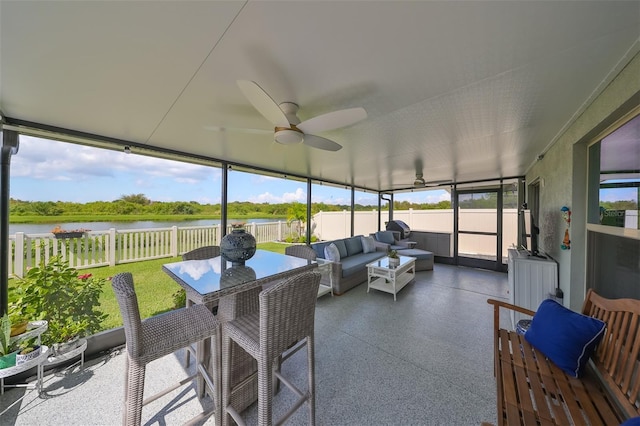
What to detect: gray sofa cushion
<box><xmin>334</xmin><ymin>239</ymin><xmax>348</xmax><ymax>258</ymax></box>
<box><xmin>341</xmin><ymin>252</ymin><xmax>386</xmax><ymax>277</ymax></box>
<box><xmin>344</xmin><ymin>236</ymin><xmax>363</xmax><ymax>256</ymax></box>
<box><xmin>361</xmin><ymin>236</ymin><xmax>376</xmax><ymax>253</ymax></box>
<box><xmin>375</xmin><ymin>231</ymin><xmax>395</xmax><ymax>244</ymax></box>
<box><xmin>312</xmin><ymin>241</ymin><xmax>331</xmax><ymax>259</ymax></box>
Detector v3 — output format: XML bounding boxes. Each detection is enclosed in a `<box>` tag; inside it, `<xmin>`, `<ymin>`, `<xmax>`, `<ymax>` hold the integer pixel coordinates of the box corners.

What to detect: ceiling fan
<box><xmin>236</xmin><ymin>80</ymin><xmax>367</xmax><ymax>151</ymax></box>
<box><xmin>408</xmin><ymin>172</ymin><xmax>452</xmax><ymax>188</ymax></box>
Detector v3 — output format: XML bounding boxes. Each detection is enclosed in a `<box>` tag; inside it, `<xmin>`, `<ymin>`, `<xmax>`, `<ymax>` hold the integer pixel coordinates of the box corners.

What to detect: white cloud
<box><xmin>249</xmin><ymin>187</ymin><xmax>306</xmax><ymax>203</ymax></box>
<box><xmin>12</xmin><ymin>136</ymin><xmax>217</xmax><ymax>184</ymax></box>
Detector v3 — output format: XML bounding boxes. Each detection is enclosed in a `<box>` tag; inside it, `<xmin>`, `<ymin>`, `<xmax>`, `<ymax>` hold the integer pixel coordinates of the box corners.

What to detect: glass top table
<box><xmin>162</xmin><ymin>249</ymin><xmax>318</xmax><ymax>305</ymax></box>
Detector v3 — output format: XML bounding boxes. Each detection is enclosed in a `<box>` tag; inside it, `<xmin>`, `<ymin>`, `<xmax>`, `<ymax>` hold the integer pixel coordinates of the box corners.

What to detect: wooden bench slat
<box><xmin>620</xmin><ymin>313</ymin><xmax>640</xmax><ymax>394</ymax></box>
<box><xmin>582</xmin><ymin>365</ymin><xmax>624</xmax><ymax>426</ymax></box>
<box><xmin>519</xmin><ymin>334</ymin><xmax>556</xmax><ymax>424</ymax></box>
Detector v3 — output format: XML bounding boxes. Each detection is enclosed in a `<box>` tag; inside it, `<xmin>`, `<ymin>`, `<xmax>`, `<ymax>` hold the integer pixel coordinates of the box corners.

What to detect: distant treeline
<box><xmin>9</xmin><ymin>193</ymin><xmax>453</xmax><ymax>218</ymax></box>
<box><xmin>10</xmin><ymin>193</ymin><xmax>636</xmax><ymax>219</ymax></box>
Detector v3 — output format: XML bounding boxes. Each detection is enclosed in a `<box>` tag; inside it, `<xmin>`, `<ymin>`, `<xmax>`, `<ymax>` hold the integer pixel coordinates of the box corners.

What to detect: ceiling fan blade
<box><xmin>425</xmin><ymin>179</ymin><xmax>452</xmax><ymax>187</ymax></box>
<box><xmin>237</xmin><ymin>80</ymin><xmax>290</xmax><ymax>127</ymax></box>
<box><xmin>204</xmin><ymin>125</ymin><xmax>271</xmax><ymax>134</ymax></box>
<box><xmin>303</xmin><ymin>134</ymin><xmax>342</xmax><ymax>151</ymax></box>
<box><xmin>297</xmin><ymin>107</ymin><xmax>367</xmax><ymax>134</ymax></box>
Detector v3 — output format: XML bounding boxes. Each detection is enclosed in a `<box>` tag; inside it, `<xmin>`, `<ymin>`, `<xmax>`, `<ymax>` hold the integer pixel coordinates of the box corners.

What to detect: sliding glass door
<box><xmin>455</xmin><ymin>187</ymin><xmax>505</xmax><ymax>271</ymax></box>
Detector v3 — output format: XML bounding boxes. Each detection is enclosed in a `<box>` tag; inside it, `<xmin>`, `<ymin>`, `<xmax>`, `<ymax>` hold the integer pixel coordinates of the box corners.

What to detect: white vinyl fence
<box><xmin>8</xmin><ymin>221</ymin><xmax>298</xmax><ymax>278</ymax></box>
<box><xmin>311</xmin><ymin>208</ymin><xmax>521</xmax><ymax>258</ymax></box>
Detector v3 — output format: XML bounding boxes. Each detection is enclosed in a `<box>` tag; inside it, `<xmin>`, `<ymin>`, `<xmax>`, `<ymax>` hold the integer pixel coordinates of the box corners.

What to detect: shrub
<box><xmin>11</xmin><ymin>256</ymin><xmax>107</xmax><ymax>346</ymax></box>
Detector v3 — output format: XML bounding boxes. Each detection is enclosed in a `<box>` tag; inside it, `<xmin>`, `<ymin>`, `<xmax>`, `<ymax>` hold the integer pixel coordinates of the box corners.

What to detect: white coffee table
<box><xmin>366</xmin><ymin>255</ymin><xmax>416</xmax><ymax>301</ymax></box>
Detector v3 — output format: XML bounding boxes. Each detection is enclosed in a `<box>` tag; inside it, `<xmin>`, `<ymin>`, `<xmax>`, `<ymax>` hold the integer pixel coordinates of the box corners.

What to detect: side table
<box><xmin>315</xmin><ymin>258</ymin><xmax>334</xmax><ymax>297</ymax></box>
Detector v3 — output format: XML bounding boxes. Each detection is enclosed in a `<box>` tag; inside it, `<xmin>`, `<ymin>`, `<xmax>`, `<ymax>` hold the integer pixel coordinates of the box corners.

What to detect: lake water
<box><xmin>9</xmin><ymin>218</ymin><xmax>278</xmax><ymax>235</ymax></box>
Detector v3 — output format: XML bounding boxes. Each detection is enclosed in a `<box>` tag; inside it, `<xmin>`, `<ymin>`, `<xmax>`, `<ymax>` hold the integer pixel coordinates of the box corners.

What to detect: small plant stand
<box><xmin>0</xmin><ymin>320</ymin><xmax>49</xmax><ymax>400</ymax></box>
<box><xmin>46</xmin><ymin>338</ymin><xmax>87</xmax><ymax>368</ymax></box>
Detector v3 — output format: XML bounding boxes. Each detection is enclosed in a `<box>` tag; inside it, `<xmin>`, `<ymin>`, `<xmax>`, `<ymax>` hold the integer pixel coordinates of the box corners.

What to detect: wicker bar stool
<box><xmin>221</xmin><ymin>270</ymin><xmax>321</xmax><ymax>426</ymax></box>
<box><xmin>111</xmin><ymin>272</ymin><xmax>220</xmax><ymax>426</ymax></box>
<box><xmin>182</xmin><ymin>245</ymin><xmax>221</xmax><ymax>367</ymax></box>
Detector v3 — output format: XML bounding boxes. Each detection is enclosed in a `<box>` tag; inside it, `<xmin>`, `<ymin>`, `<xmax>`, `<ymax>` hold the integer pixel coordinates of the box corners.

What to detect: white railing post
<box><xmin>15</xmin><ymin>232</ymin><xmax>25</xmax><ymax>278</ymax></box>
<box><xmin>278</xmin><ymin>221</ymin><xmax>283</xmax><ymax>241</ymax></box>
<box><xmin>109</xmin><ymin>228</ymin><xmax>117</xmax><ymax>266</ymax></box>
<box><xmin>171</xmin><ymin>226</ymin><xmax>178</xmax><ymax>257</ymax></box>
<box><xmin>249</xmin><ymin>222</ymin><xmax>255</xmax><ymax>239</ymax></box>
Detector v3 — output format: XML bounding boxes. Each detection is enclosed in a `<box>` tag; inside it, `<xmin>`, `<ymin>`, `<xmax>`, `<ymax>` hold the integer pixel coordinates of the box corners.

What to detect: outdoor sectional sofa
<box><xmin>285</xmin><ymin>235</ymin><xmax>387</xmax><ymax>295</ymax></box>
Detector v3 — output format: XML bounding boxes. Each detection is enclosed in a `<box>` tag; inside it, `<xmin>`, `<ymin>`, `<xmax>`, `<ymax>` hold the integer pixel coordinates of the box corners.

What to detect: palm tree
<box><xmin>286</xmin><ymin>202</ymin><xmax>306</xmax><ymax>240</ymax></box>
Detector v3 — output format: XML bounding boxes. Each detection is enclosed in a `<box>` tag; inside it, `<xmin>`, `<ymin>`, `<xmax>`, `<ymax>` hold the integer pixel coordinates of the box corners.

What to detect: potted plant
<box><xmin>50</xmin><ymin>225</ymin><xmax>90</xmax><ymax>239</ymax></box>
<box><xmin>15</xmin><ymin>337</ymin><xmax>42</xmax><ymax>366</ymax></box>
<box><xmin>11</xmin><ymin>256</ymin><xmax>107</xmax><ymax>355</ymax></box>
<box><xmin>387</xmin><ymin>249</ymin><xmax>400</xmax><ymax>267</ymax></box>
<box><xmin>0</xmin><ymin>314</ymin><xmax>20</xmax><ymax>369</ymax></box>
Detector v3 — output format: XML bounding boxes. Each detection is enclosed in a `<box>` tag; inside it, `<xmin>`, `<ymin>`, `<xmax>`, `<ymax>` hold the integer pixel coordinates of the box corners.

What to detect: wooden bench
<box><xmin>487</xmin><ymin>289</ymin><xmax>640</xmax><ymax>425</ymax></box>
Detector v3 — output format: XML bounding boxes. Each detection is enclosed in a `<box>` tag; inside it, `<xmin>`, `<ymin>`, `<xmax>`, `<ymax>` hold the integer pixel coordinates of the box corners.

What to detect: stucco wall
<box><xmin>526</xmin><ymin>49</ymin><xmax>640</xmax><ymax>309</ymax></box>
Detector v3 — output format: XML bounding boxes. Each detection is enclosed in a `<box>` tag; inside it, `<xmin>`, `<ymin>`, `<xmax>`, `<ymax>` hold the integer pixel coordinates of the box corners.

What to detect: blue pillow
<box><xmin>324</xmin><ymin>243</ymin><xmax>340</xmax><ymax>262</ymax></box>
<box><xmin>375</xmin><ymin>231</ymin><xmax>395</xmax><ymax>245</ymax></box>
<box><xmin>525</xmin><ymin>299</ymin><xmax>606</xmax><ymax>378</ymax></box>
<box><xmin>311</xmin><ymin>242</ymin><xmax>330</xmax><ymax>259</ymax></box>
<box><xmin>620</xmin><ymin>417</ymin><xmax>640</xmax><ymax>426</ymax></box>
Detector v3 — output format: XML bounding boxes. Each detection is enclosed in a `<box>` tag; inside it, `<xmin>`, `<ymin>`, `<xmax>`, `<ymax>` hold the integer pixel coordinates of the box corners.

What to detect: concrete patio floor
<box><xmin>0</xmin><ymin>263</ymin><xmax>509</xmax><ymax>425</ymax></box>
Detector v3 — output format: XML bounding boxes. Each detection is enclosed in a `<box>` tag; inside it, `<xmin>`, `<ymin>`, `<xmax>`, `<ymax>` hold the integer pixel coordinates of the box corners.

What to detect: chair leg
<box><xmin>258</xmin><ymin>356</ymin><xmax>274</xmax><ymax>426</ymax></box>
<box><xmin>221</xmin><ymin>330</ymin><xmax>233</xmax><ymax>426</ymax></box>
<box><xmin>123</xmin><ymin>355</ymin><xmax>130</xmax><ymax>426</ymax></box>
<box><xmin>307</xmin><ymin>335</ymin><xmax>316</xmax><ymax>426</ymax></box>
<box><xmin>185</xmin><ymin>298</ymin><xmax>194</xmax><ymax>367</ymax></box>
<box><xmin>125</xmin><ymin>360</ymin><xmax>146</xmax><ymax>426</ymax></box>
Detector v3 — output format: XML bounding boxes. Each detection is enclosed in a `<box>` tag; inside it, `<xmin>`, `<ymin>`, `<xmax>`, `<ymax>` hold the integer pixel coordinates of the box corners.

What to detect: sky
<box><xmin>11</xmin><ymin>136</ymin><xmax>451</xmax><ymax>206</ymax></box>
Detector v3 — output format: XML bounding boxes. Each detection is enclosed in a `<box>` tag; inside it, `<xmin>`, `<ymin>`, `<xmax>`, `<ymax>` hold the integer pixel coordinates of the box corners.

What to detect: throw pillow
<box><xmin>375</xmin><ymin>231</ymin><xmax>395</xmax><ymax>245</ymax></box>
<box><xmin>524</xmin><ymin>299</ymin><xmax>606</xmax><ymax>378</ymax></box>
<box><xmin>361</xmin><ymin>236</ymin><xmax>376</xmax><ymax>254</ymax></box>
<box><xmin>333</xmin><ymin>239</ymin><xmax>348</xmax><ymax>258</ymax></box>
<box><xmin>324</xmin><ymin>243</ymin><xmax>341</xmax><ymax>262</ymax></box>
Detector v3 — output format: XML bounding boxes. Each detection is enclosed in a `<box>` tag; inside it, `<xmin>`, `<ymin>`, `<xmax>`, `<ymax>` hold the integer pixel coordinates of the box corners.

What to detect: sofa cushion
<box><xmin>312</xmin><ymin>241</ymin><xmax>331</xmax><ymax>259</ymax></box>
<box><xmin>333</xmin><ymin>239</ymin><xmax>348</xmax><ymax>258</ymax></box>
<box><xmin>361</xmin><ymin>236</ymin><xmax>376</xmax><ymax>253</ymax></box>
<box><xmin>525</xmin><ymin>299</ymin><xmax>606</xmax><ymax>378</ymax></box>
<box><xmin>345</xmin><ymin>236</ymin><xmax>363</xmax><ymax>256</ymax></box>
<box><xmin>375</xmin><ymin>231</ymin><xmax>395</xmax><ymax>244</ymax></box>
<box><xmin>324</xmin><ymin>243</ymin><xmax>341</xmax><ymax>262</ymax></box>
<box><xmin>340</xmin><ymin>252</ymin><xmax>386</xmax><ymax>277</ymax></box>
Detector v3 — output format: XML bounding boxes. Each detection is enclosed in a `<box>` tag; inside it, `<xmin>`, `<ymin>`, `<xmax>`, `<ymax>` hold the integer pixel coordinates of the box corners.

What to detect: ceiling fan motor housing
<box><xmin>274</xmin><ymin>127</ymin><xmax>304</xmax><ymax>144</ymax></box>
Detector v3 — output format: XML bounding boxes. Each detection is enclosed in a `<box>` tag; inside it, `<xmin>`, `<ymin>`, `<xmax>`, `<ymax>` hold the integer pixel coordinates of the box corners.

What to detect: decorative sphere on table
<box><xmin>220</xmin><ymin>229</ymin><xmax>257</xmax><ymax>266</ymax></box>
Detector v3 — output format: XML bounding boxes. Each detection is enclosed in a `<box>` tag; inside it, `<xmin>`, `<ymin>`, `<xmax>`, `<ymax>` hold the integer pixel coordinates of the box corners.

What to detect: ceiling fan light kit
<box><xmin>237</xmin><ymin>80</ymin><xmax>367</xmax><ymax>151</ymax></box>
<box><xmin>274</xmin><ymin>127</ymin><xmax>304</xmax><ymax>145</ymax></box>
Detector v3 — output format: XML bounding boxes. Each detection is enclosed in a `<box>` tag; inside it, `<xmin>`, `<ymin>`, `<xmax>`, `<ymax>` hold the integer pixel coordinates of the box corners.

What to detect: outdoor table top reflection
<box><xmin>162</xmin><ymin>249</ymin><xmax>317</xmax><ymax>305</ymax></box>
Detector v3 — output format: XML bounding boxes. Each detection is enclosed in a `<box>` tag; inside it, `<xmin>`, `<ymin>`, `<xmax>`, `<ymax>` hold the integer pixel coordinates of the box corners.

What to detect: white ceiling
<box><xmin>1</xmin><ymin>1</ymin><xmax>639</xmax><ymax>192</ymax></box>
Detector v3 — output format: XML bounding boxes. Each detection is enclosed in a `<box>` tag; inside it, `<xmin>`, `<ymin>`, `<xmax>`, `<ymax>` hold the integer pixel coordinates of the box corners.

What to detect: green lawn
<box><xmin>9</xmin><ymin>242</ymin><xmax>292</xmax><ymax>330</ymax></box>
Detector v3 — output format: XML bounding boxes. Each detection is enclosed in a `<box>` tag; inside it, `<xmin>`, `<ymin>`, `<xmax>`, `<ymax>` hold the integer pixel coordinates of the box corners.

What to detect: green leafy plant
<box><xmin>0</xmin><ymin>314</ymin><xmax>26</xmax><ymax>358</ymax></box>
<box><xmin>12</xmin><ymin>256</ymin><xmax>107</xmax><ymax>346</ymax></box>
<box><xmin>0</xmin><ymin>314</ymin><xmax>19</xmax><ymax>356</ymax></box>
<box><xmin>387</xmin><ymin>249</ymin><xmax>399</xmax><ymax>259</ymax></box>
<box><xmin>172</xmin><ymin>288</ymin><xmax>186</xmax><ymax>309</ymax></box>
